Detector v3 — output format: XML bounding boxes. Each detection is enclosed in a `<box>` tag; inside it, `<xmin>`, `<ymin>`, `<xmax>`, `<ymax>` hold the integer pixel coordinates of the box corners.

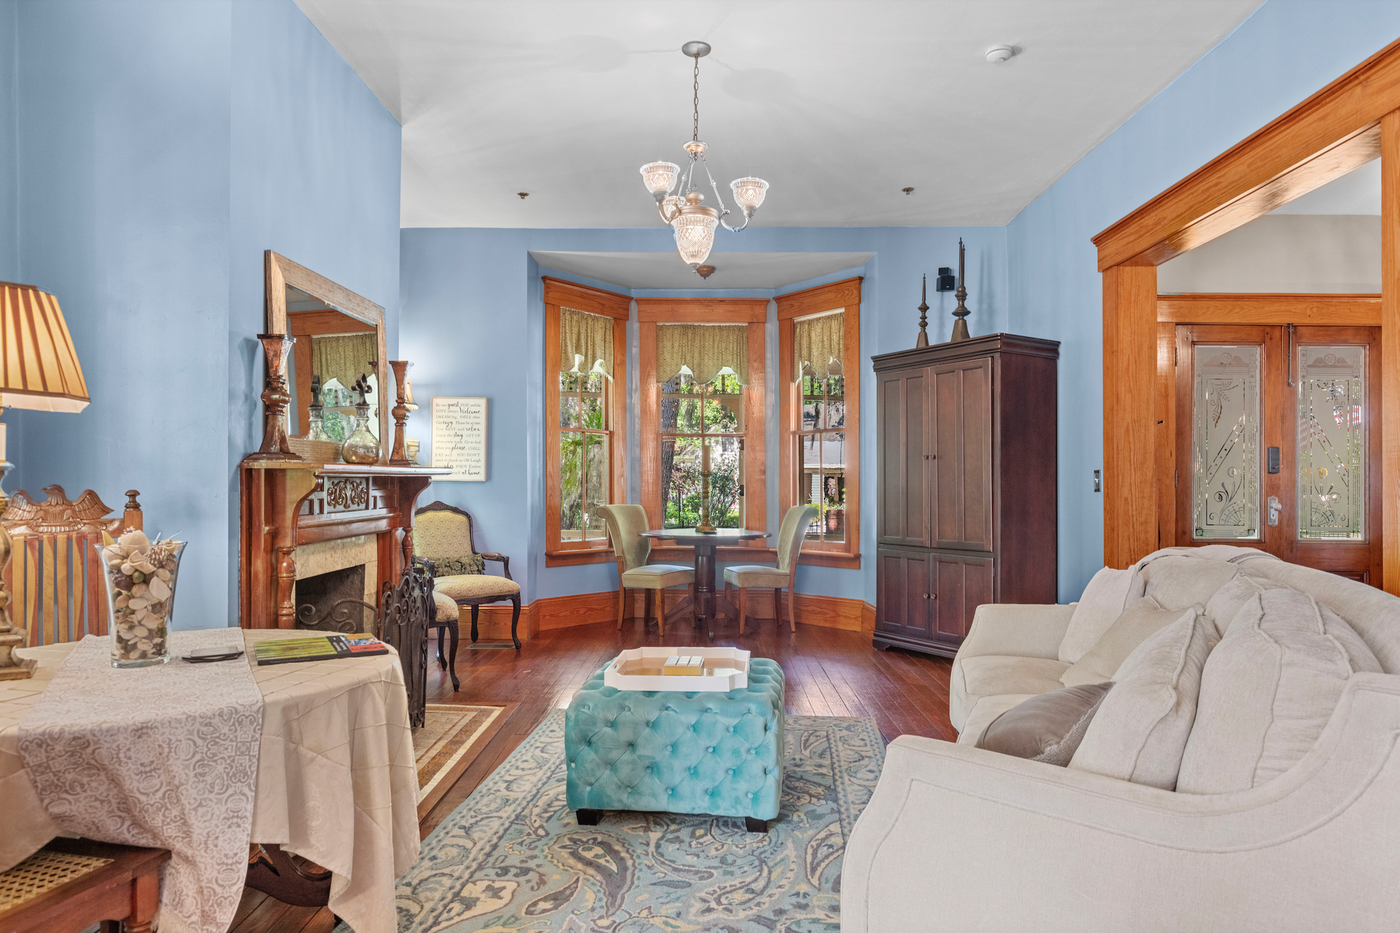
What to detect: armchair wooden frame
<box><xmin>0</xmin><ymin>837</ymin><xmax>169</xmax><ymax>933</ymax></box>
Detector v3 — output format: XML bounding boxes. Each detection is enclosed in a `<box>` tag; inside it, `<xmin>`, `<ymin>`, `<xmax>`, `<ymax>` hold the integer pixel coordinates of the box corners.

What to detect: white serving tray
<box><xmin>603</xmin><ymin>647</ymin><xmax>750</xmax><ymax>693</ymax></box>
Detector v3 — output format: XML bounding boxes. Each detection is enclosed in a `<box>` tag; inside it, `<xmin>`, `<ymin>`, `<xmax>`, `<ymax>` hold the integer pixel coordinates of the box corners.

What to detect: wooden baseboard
<box><xmin>454</xmin><ymin>589</ymin><xmax>874</xmax><ymax>639</ymax></box>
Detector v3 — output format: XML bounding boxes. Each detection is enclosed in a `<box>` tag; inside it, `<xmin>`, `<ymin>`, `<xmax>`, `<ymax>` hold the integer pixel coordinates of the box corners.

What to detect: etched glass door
<box><xmin>1176</xmin><ymin>324</ymin><xmax>1380</xmax><ymax>583</ymax></box>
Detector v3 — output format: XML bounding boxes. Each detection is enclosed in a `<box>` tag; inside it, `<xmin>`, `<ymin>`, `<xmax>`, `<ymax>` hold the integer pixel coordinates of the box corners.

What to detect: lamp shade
<box><xmin>0</xmin><ymin>283</ymin><xmax>89</xmax><ymax>412</ymax></box>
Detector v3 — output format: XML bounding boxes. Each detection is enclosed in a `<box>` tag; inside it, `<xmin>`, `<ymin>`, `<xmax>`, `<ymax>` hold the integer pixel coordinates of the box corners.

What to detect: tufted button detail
<box><xmin>707</xmin><ymin>746</ymin><xmax>714</xmax><ymax>753</ymax></box>
<box><xmin>666</xmin><ymin>745</ymin><xmax>672</xmax><ymax>752</ymax></box>
<box><xmin>667</xmin><ymin>788</ymin><xmax>673</xmax><ymax>795</ymax></box>
<box><xmin>729</xmin><ymin>768</ymin><xmax>736</xmax><ymax>775</ymax></box>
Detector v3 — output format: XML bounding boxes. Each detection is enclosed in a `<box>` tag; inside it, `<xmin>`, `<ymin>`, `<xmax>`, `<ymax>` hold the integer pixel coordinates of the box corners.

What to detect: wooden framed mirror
<box><xmin>264</xmin><ymin>251</ymin><xmax>389</xmax><ymax>464</ymax></box>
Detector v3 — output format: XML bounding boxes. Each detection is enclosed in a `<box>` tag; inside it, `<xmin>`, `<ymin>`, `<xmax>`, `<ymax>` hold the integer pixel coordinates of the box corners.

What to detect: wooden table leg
<box><xmin>693</xmin><ymin>542</ymin><xmax>717</xmax><ymax>624</ymax></box>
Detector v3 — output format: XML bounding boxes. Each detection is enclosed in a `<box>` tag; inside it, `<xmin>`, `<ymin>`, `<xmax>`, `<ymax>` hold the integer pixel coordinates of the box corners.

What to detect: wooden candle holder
<box><xmin>388</xmin><ymin>360</ymin><xmax>411</xmax><ymax>466</ymax></box>
<box><xmin>249</xmin><ymin>334</ymin><xmax>301</xmax><ymax>461</ymax></box>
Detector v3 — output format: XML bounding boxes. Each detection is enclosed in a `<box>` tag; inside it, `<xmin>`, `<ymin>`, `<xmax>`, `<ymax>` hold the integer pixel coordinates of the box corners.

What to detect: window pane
<box><xmin>800</xmin><ymin>433</ymin><xmax>824</xmax><ymax>541</ymax></box>
<box><xmin>559</xmin><ymin>372</ymin><xmax>579</xmax><ymax>428</ymax></box>
<box><xmin>709</xmin><ymin>438</ymin><xmax>742</xmax><ymax>528</ymax></box>
<box><xmin>1192</xmin><ymin>345</ymin><xmax>1261</xmax><ymax>539</ymax></box>
<box><xmin>1298</xmin><ymin>346</ymin><xmax>1365</xmax><ymax>540</ymax></box>
<box><xmin>709</xmin><ymin>392</ymin><xmax>741</xmax><ymax>433</ymax></box>
<box><xmin>825</xmin><ymin>398</ymin><xmax>846</xmax><ymax>429</ymax></box>
<box><xmin>802</xmin><ymin>399</ymin><xmax>820</xmax><ymax>430</ymax></box>
<box><xmin>582</xmin><ymin>371</ymin><xmax>605</xmax><ymax>394</ymax></box>
<box><xmin>560</xmin><ymin>430</ymin><xmax>584</xmax><ymax>541</ymax></box>
<box><xmin>584</xmin><ymin>434</ymin><xmax>608</xmax><ymax>541</ymax></box>
<box><xmin>581</xmin><ymin>391</ymin><xmax>604</xmax><ymax>429</ymax></box>
<box><xmin>663</xmin><ymin>435</ymin><xmax>701</xmax><ymax>528</ymax></box>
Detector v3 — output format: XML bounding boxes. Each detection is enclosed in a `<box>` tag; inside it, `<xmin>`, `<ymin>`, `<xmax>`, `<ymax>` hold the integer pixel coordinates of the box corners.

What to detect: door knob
<box><xmin>1268</xmin><ymin>496</ymin><xmax>1282</xmax><ymax>527</ymax></box>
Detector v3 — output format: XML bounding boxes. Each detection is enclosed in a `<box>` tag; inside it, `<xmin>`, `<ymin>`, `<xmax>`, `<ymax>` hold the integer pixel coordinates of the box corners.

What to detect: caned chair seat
<box><xmin>619</xmin><ymin>564</ymin><xmax>695</xmax><ymax>589</ymax></box>
<box><xmin>435</xmin><ymin>573</ymin><xmax>522</xmax><ymax>601</ymax></box>
<box><xmin>723</xmin><ymin>564</ymin><xmax>789</xmax><ymax>589</ymax></box>
<box><xmin>432</xmin><ymin>589</ymin><xmax>460</xmax><ymax>623</ymax></box>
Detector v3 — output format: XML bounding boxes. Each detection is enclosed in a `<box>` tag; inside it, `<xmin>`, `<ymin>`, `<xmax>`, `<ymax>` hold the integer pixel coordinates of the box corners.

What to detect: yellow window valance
<box><xmin>656</xmin><ymin>323</ymin><xmax>749</xmax><ymax>385</ymax></box>
<box><xmin>559</xmin><ymin>306</ymin><xmax>614</xmax><ymax>378</ymax></box>
<box><xmin>311</xmin><ymin>333</ymin><xmax>377</xmax><ymax>393</ymax></box>
<box><xmin>795</xmin><ymin>311</ymin><xmax>844</xmax><ymax>380</ymax></box>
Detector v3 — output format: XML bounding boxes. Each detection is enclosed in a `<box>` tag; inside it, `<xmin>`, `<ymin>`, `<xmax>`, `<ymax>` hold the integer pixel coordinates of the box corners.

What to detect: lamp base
<box><xmin>0</xmin><ymin>626</ymin><xmax>34</xmax><ymax>680</ymax></box>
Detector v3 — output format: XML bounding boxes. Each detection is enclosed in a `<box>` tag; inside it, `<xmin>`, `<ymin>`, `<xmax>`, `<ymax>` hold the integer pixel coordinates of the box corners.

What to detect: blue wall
<box><xmin>6</xmin><ymin>0</ymin><xmax>400</xmax><ymax>628</ymax></box>
<box><xmin>0</xmin><ymin>0</ymin><xmax>16</xmax><ymax>282</ymax></box>
<box><xmin>1006</xmin><ymin>0</ymin><xmax>1400</xmax><ymax>601</ymax></box>
<box><xmin>400</xmin><ymin>225</ymin><xmax>1013</xmax><ymax>608</ymax></box>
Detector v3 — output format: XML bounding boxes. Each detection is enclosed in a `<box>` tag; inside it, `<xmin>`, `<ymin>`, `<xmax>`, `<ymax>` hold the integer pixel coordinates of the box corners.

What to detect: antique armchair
<box><xmin>1</xmin><ymin>486</ymin><xmax>143</xmax><ymax>646</ymax></box>
<box><xmin>723</xmin><ymin>504</ymin><xmax>818</xmax><ymax>633</ymax></box>
<box><xmin>413</xmin><ymin>502</ymin><xmax>521</xmax><ymax>691</ymax></box>
<box><xmin>597</xmin><ymin>504</ymin><xmax>695</xmax><ymax>638</ymax></box>
<box><xmin>0</xmin><ymin>837</ymin><xmax>169</xmax><ymax>933</ymax></box>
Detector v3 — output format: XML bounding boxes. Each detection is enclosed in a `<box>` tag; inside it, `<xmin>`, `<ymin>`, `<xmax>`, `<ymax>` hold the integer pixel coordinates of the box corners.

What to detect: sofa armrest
<box><xmin>954</xmin><ymin>602</ymin><xmax>1076</xmax><ymax>663</ymax></box>
<box><xmin>842</xmin><ymin>673</ymin><xmax>1400</xmax><ymax>933</ymax></box>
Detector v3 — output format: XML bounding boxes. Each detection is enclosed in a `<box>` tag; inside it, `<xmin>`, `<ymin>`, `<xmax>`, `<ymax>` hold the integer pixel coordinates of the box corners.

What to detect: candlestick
<box><xmin>950</xmin><ymin>238</ymin><xmax>972</xmax><ymax>342</ymax></box>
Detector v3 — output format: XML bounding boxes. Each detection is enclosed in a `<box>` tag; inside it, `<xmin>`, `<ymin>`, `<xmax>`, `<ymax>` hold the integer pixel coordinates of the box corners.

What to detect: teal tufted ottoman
<box><xmin>565</xmin><ymin>657</ymin><xmax>785</xmax><ymax>832</ymax></box>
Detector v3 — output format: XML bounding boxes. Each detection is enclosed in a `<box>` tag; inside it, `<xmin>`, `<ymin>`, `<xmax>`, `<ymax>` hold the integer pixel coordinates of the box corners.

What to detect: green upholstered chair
<box><xmin>414</xmin><ymin>501</ymin><xmax>521</xmax><ymax>692</ymax></box>
<box><xmin>723</xmin><ymin>504</ymin><xmax>819</xmax><ymax>633</ymax></box>
<box><xmin>597</xmin><ymin>504</ymin><xmax>695</xmax><ymax>638</ymax></box>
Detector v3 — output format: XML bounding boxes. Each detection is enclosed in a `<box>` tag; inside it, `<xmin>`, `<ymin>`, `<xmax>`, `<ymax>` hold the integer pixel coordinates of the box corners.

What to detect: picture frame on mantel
<box><xmin>431</xmin><ymin>397</ymin><xmax>488</xmax><ymax>481</ymax></box>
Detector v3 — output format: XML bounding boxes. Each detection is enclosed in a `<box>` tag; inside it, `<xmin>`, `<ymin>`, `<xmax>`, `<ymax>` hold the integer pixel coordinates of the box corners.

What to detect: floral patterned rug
<box><xmin>368</xmin><ymin>710</ymin><xmax>885</xmax><ymax>933</ymax></box>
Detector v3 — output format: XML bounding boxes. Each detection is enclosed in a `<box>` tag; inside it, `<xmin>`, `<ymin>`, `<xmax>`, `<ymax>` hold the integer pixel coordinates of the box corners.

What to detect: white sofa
<box><xmin>842</xmin><ymin>548</ymin><xmax>1400</xmax><ymax>932</ymax></box>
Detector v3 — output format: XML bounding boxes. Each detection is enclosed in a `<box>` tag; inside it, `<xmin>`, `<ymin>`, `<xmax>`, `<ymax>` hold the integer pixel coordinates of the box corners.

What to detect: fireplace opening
<box><xmin>295</xmin><ymin>564</ymin><xmax>372</xmax><ymax>633</ymax></box>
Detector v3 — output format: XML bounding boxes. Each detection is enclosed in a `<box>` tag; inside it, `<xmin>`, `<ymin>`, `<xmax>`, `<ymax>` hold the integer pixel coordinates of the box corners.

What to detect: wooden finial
<box><xmin>388</xmin><ymin>360</ymin><xmax>412</xmax><ymax>466</ymax></box>
<box><xmin>915</xmin><ymin>274</ymin><xmax>930</xmax><ymax>348</ymax></box>
<box><xmin>951</xmin><ymin>238</ymin><xmax>972</xmax><ymax>342</ymax></box>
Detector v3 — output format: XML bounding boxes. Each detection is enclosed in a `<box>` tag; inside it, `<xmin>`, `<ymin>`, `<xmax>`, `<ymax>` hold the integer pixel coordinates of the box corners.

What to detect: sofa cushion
<box><xmin>956</xmin><ymin>694</ymin><xmax>1039</xmax><ymax>746</ymax></box>
<box><xmin>1176</xmin><ymin>588</ymin><xmax>1382</xmax><ymax>794</ymax></box>
<box><xmin>1068</xmin><ymin>607</ymin><xmax>1216</xmax><ymax>790</ymax></box>
<box><xmin>1061</xmin><ymin>596</ymin><xmax>1190</xmax><ymax>687</ymax></box>
<box><xmin>1203</xmin><ymin>573</ymin><xmax>1290</xmax><ymax>639</ymax></box>
<box><xmin>950</xmin><ymin>656</ymin><xmax>1071</xmax><ymax>733</ymax></box>
<box><xmin>1060</xmin><ymin>567</ymin><xmax>1141</xmax><ymax>663</ymax></box>
<box><xmin>976</xmin><ymin>682</ymin><xmax>1113</xmax><ymax>766</ymax></box>
<box><xmin>1140</xmin><ymin>555</ymin><xmax>1241</xmax><ymax>611</ymax></box>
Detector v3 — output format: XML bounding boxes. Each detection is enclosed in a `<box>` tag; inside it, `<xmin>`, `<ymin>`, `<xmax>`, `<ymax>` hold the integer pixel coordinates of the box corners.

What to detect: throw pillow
<box><xmin>1061</xmin><ymin>596</ymin><xmax>1193</xmax><ymax>687</ymax></box>
<box><xmin>1060</xmin><ymin>567</ymin><xmax>1143</xmax><ymax>664</ymax></box>
<box><xmin>977</xmin><ymin>682</ymin><xmax>1114</xmax><ymax>767</ymax></box>
<box><xmin>1202</xmin><ymin>573</ymin><xmax>1289</xmax><ymax>639</ymax></box>
<box><xmin>1139</xmin><ymin>555</ymin><xmax>1241</xmax><ymax>611</ymax></box>
<box><xmin>1068</xmin><ymin>607</ymin><xmax>1216</xmax><ymax>790</ymax></box>
<box><xmin>431</xmin><ymin>554</ymin><xmax>485</xmax><ymax>576</ymax></box>
<box><xmin>1176</xmin><ymin>588</ymin><xmax>1382</xmax><ymax>794</ymax></box>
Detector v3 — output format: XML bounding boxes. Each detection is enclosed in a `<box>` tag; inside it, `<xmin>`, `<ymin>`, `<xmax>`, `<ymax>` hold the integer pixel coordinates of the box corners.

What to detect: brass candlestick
<box><xmin>696</xmin><ymin>443</ymin><xmax>716</xmax><ymax>534</ymax></box>
<box><xmin>249</xmin><ymin>334</ymin><xmax>302</xmax><ymax>461</ymax></box>
<box><xmin>915</xmin><ymin>273</ymin><xmax>930</xmax><ymax>348</ymax></box>
<box><xmin>950</xmin><ymin>238</ymin><xmax>972</xmax><ymax>342</ymax></box>
<box><xmin>388</xmin><ymin>360</ymin><xmax>412</xmax><ymax>466</ymax></box>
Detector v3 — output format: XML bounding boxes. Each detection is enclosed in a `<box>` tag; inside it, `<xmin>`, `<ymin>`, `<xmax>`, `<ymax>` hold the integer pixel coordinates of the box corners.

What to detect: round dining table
<box><xmin>640</xmin><ymin>528</ymin><xmax>769</xmax><ymax>630</ymax></box>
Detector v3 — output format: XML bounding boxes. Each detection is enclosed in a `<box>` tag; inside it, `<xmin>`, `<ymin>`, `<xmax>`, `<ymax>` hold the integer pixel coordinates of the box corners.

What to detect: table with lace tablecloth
<box><xmin>0</xmin><ymin>629</ymin><xmax>420</xmax><ymax>933</ymax></box>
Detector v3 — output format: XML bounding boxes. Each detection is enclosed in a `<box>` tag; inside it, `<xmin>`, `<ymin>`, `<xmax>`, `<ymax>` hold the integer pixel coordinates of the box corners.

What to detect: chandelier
<box><xmin>639</xmin><ymin>41</ymin><xmax>769</xmax><ymax>272</ymax></box>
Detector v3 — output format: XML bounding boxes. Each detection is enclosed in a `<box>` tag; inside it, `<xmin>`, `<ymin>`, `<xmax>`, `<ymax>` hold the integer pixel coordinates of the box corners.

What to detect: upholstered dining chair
<box><xmin>723</xmin><ymin>504</ymin><xmax>819</xmax><ymax>633</ymax></box>
<box><xmin>597</xmin><ymin>504</ymin><xmax>695</xmax><ymax>638</ymax></box>
<box><xmin>413</xmin><ymin>501</ymin><xmax>522</xmax><ymax>692</ymax></box>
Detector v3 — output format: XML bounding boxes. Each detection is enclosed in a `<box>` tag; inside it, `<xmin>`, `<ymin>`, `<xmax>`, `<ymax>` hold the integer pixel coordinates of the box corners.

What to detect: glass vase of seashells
<box><xmin>102</xmin><ymin>530</ymin><xmax>186</xmax><ymax>668</ymax></box>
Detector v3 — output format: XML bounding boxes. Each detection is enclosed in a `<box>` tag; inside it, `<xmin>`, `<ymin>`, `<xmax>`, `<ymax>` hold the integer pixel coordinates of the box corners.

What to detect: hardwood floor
<box><xmin>229</xmin><ymin>617</ymin><xmax>956</xmax><ymax>932</ymax></box>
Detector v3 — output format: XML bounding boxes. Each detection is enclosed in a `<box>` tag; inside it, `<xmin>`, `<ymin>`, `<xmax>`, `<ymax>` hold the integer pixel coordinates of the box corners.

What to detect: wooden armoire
<box><xmin>872</xmin><ymin>333</ymin><xmax>1059</xmax><ymax>657</ymax></box>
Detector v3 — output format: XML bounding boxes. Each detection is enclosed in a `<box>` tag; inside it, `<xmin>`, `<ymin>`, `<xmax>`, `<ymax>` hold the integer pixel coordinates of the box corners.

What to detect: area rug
<box><xmin>415</xmin><ymin>703</ymin><xmax>509</xmax><ymax>818</ymax></box>
<box><xmin>376</xmin><ymin>710</ymin><xmax>885</xmax><ymax>933</ymax></box>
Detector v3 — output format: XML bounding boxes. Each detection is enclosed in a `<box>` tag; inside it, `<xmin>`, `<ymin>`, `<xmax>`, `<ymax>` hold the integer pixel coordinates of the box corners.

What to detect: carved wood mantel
<box><xmin>239</xmin><ymin>461</ymin><xmax>449</xmax><ymax>629</ymax></box>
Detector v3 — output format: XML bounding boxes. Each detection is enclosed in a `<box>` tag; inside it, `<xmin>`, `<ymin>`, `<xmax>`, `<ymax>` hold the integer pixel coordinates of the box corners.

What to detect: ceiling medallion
<box><xmin>639</xmin><ymin>41</ymin><xmax>769</xmax><ymax>273</ymax></box>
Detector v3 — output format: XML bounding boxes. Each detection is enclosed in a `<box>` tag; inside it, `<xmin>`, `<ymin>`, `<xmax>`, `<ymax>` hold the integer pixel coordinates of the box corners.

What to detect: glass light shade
<box><xmin>730</xmin><ymin>177</ymin><xmax>769</xmax><ymax>213</ymax></box>
<box><xmin>672</xmin><ymin>208</ymin><xmax>719</xmax><ymax>268</ymax></box>
<box><xmin>640</xmin><ymin>161</ymin><xmax>680</xmax><ymax>197</ymax></box>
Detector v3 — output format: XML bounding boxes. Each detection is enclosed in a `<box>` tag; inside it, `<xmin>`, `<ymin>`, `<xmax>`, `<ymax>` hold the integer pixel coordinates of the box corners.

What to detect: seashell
<box><xmin>129</xmin><ymin>597</ymin><xmax>149</xmax><ymax>611</ymax></box>
<box><xmin>112</xmin><ymin>574</ymin><xmax>133</xmax><ymax>591</ymax></box>
<box><xmin>121</xmin><ymin>563</ymin><xmax>135</xmax><ymax>576</ymax></box>
<box><xmin>118</xmin><ymin>530</ymin><xmax>150</xmax><ymax>551</ymax></box>
<box><xmin>133</xmin><ymin>625</ymin><xmax>149</xmax><ymax>638</ymax></box>
<box><xmin>131</xmin><ymin>583</ymin><xmax>148</xmax><ymax>598</ymax></box>
<box><xmin>115</xmin><ymin>595</ymin><xmax>130</xmax><ymax>609</ymax></box>
<box><xmin>135</xmin><ymin>561</ymin><xmax>156</xmax><ymax>575</ymax></box>
<box><xmin>147</xmin><ymin>577</ymin><xmax>170</xmax><ymax>601</ymax></box>
<box><xmin>147</xmin><ymin>601</ymin><xmax>165</xmax><ymax>617</ymax></box>
<box><xmin>156</xmin><ymin>569</ymin><xmax>172</xmax><ymax>583</ymax></box>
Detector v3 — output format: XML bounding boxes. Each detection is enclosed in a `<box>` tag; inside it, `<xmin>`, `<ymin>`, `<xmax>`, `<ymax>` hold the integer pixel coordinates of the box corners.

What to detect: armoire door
<box><xmin>932</xmin><ymin>357</ymin><xmax>993</xmax><ymax>550</ymax></box>
<box><xmin>875</xmin><ymin>546</ymin><xmax>932</xmax><ymax>639</ymax></box>
<box><xmin>877</xmin><ymin>368</ymin><xmax>931</xmax><ymax>547</ymax></box>
<box><xmin>1175</xmin><ymin>324</ymin><xmax>1381</xmax><ymax>583</ymax></box>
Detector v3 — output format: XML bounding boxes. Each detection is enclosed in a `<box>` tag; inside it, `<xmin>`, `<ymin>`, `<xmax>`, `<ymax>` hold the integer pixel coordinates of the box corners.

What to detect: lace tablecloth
<box><xmin>0</xmin><ymin>629</ymin><xmax>420</xmax><ymax>933</ymax></box>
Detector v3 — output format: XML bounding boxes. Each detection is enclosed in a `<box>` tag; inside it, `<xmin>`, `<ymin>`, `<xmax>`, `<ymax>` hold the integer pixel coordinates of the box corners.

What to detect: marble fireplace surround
<box><xmin>294</xmin><ymin>535</ymin><xmax>378</xmax><ymax>613</ymax></box>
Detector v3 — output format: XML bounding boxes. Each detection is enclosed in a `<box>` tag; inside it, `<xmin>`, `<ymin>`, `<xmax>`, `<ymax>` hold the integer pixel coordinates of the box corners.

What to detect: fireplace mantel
<box><xmin>239</xmin><ymin>459</ymin><xmax>450</xmax><ymax>629</ymax></box>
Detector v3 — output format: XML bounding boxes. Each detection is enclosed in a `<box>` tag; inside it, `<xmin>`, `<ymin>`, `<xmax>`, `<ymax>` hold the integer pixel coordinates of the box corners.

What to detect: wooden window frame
<box><xmin>637</xmin><ymin>298</ymin><xmax>770</xmax><ymax>564</ymax></box>
<box><xmin>776</xmin><ymin>277</ymin><xmax>863</xmax><ymax>569</ymax></box>
<box><xmin>544</xmin><ymin>277</ymin><xmax>630</xmax><ymax>567</ymax></box>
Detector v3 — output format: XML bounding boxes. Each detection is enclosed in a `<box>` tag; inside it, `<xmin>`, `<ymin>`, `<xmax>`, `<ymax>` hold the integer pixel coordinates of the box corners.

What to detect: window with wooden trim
<box><xmin>544</xmin><ymin>277</ymin><xmax>629</xmax><ymax>565</ymax></box>
<box><xmin>777</xmin><ymin>277</ymin><xmax>862</xmax><ymax>568</ymax></box>
<box><xmin>638</xmin><ymin>299</ymin><xmax>768</xmax><ymax>557</ymax></box>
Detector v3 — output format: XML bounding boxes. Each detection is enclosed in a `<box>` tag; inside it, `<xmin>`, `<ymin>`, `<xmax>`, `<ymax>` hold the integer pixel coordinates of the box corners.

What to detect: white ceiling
<box><xmin>529</xmin><ymin>250</ymin><xmax>873</xmax><ymax>290</ymax></box>
<box><xmin>296</xmin><ymin>0</ymin><xmax>1263</xmax><ymax>229</ymax></box>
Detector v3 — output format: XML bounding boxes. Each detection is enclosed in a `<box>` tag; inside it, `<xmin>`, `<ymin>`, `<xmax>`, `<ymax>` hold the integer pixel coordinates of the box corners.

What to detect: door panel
<box><xmin>877</xmin><ymin>370</ymin><xmax>930</xmax><ymax>547</ymax></box>
<box><xmin>931</xmin><ymin>553</ymin><xmax>994</xmax><ymax>648</ymax></box>
<box><xmin>1175</xmin><ymin>324</ymin><xmax>1380</xmax><ymax>585</ymax></box>
<box><xmin>933</xmin><ymin>358</ymin><xmax>993</xmax><ymax>550</ymax></box>
<box><xmin>875</xmin><ymin>547</ymin><xmax>932</xmax><ymax>638</ymax></box>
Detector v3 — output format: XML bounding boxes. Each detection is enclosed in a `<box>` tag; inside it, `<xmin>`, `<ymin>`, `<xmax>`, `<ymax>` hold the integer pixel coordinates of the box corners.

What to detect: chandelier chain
<box><xmin>692</xmin><ymin>53</ymin><xmax>700</xmax><ymax>142</ymax></box>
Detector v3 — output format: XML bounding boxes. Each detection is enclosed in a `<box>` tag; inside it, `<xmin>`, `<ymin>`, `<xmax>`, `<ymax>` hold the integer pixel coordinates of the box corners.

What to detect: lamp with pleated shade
<box><xmin>0</xmin><ymin>282</ymin><xmax>89</xmax><ymax>680</ymax></box>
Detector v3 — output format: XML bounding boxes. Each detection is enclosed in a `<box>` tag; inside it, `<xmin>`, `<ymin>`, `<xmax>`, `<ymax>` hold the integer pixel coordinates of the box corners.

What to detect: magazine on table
<box><xmin>253</xmin><ymin>633</ymin><xmax>390</xmax><ymax>665</ymax></box>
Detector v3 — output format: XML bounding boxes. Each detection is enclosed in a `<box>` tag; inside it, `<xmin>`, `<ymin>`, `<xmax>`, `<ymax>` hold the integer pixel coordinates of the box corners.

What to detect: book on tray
<box><xmin>253</xmin><ymin>634</ymin><xmax>389</xmax><ymax>665</ymax></box>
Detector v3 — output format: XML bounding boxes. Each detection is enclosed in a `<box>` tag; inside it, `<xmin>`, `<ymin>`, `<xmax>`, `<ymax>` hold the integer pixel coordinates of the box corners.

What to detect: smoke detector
<box><xmin>985</xmin><ymin>45</ymin><xmax>1015</xmax><ymax>64</ymax></box>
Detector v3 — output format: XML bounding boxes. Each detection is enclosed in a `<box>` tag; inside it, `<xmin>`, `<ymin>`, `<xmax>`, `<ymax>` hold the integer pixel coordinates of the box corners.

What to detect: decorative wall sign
<box><xmin>431</xmin><ymin>397</ymin><xmax>489</xmax><ymax>481</ymax></box>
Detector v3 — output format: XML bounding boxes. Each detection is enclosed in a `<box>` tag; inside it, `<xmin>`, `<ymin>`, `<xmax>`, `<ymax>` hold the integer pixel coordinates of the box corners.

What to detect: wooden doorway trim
<box><xmin>1092</xmin><ymin>37</ymin><xmax>1400</xmax><ymax>593</ymax></box>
